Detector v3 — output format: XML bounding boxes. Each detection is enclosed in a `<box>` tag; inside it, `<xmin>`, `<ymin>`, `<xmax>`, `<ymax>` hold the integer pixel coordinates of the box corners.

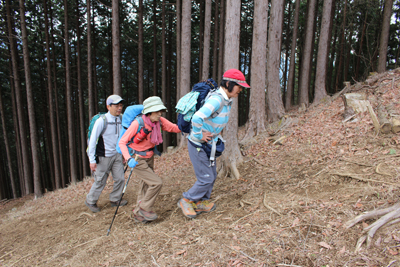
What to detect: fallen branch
<box><xmin>47</xmin><ymin>236</ymin><xmax>106</xmax><ymax>262</ymax></box>
<box><xmin>344</xmin><ymin>203</ymin><xmax>400</xmax><ymax>229</ymax></box>
<box><xmin>331</xmin><ymin>172</ymin><xmax>399</xmax><ymax>186</ymax></box>
<box><xmin>9</xmin><ymin>252</ymin><xmax>36</xmax><ymax>267</ymax></box>
<box><xmin>231</xmin><ymin>210</ymin><xmax>260</xmax><ymax>226</ymax></box>
<box><xmin>363</xmin><ymin>206</ymin><xmax>400</xmax><ymax>247</ymax></box>
<box><xmin>375</xmin><ymin>163</ymin><xmax>392</xmax><ymax>176</ymax></box>
<box><xmin>151</xmin><ymin>255</ymin><xmax>160</xmax><ymax>267</ymax></box>
<box><xmin>339</xmin><ymin>158</ymin><xmax>374</xmax><ymax>167</ymax></box>
<box><xmin>345</xmin><ymin>203</ymin><xmax>400</xmax><ymax>252</ymax></box>
<box><xmin>0</xmin><ymin>250</ymin><xmax>14</xmax><ymax>260</ymax></box>
<box><xmin>252</xmin><ymin>158</ymin><xmax>268</xmax><ymax>167</ymax></box>
<box><xmin>223</xmin><ymin>244</ymin><xmax>258</xmax><ymax>262</ymax></box>
<box><xmin>263</xmin><ymin>192</ymin><xmax>282</xmax><ymax>216</ymax></box>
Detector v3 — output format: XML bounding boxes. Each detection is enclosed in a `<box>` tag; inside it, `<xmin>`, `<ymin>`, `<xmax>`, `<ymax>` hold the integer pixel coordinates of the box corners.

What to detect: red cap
<box><xmin>222</xmin><ymin>69</ymin><xmax>250</xmax><ymax>88</ymax></box>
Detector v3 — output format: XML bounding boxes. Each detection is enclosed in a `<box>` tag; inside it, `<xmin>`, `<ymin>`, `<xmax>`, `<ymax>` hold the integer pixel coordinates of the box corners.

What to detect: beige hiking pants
<box><xmin>132</xmin><ymin>156</ymin><xmax>163</xmax><ymax>215</ymax></box>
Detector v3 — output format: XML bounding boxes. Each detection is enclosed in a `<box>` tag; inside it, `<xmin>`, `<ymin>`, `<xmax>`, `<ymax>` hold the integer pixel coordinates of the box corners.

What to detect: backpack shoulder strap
<box><xmin>135</xmin><ymin>115</ymin><xmax>145</xmax><ymax>133</ymax></box>
<box><xmin>99</xmin><ymin>114</ymin><xmax>108</xmax><ymax>136</ymax></box>
<box><xmin>208</xmin><ymin>91</ymin><xmax>228</xmax><ymax>118</ymax></box>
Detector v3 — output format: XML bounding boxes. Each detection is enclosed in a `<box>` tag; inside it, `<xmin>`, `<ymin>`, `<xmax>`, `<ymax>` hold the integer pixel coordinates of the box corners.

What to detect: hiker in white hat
<box><xmin>85</xmin><ymin>94</ymin><xmax>127</xmax><ymax>213</ymax></box>
<box><xmin>119</xmin><ymin>96</ymin><xmax>181</xmax><ymax>223</ymax></box>
<box><xmin>178</xmin><ymin>69</ymin><xmax>250</xmax><ymax>219</ymax></box>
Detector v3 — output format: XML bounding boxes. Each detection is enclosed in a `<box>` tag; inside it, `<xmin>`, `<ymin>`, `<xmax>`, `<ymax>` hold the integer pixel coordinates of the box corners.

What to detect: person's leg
<box><xmin>183</xmin><ymin>141</ymin><xmax>216</xmax><ymax>202</ymax></box>
<box><xmin>132</xmin><ymin>156</ymin><xmax>161</xmax><ymax>221</ymax></box>
<box><xmin>136</xmin><ymin>157</ymin><xmax>153</xmax><ymax>205</ymax></box>
<box><xmin>109</xmin><ymin>154</ymin><xmax>126</xmax><ymax>203</ymax></box>
<box><xmin>179</xmin><ymin>141</ymin><xmax>217</xmax><ymax>218</ymax></box>
<box><xmin>86</xmin><ymin>156</ymin><xmax>113</xmax><ymax>204</ymax></box>
<box><xmin>202</xmin><ymin>161</ymin><xmax>217</xmax><ymax>200</ymax></box>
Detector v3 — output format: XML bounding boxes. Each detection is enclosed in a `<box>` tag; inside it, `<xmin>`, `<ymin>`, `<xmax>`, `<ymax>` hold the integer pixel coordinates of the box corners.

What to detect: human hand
<box><xmin>200</xmin><ymin>131</ymin><xmax>213</xmax><ymax>142</ymax></box>
<box><xmin>90</xmin><ymin>163</ymin><xmax>97</xmax><ymax>172</ymax></box>
<box><xmin>127</xmin><ymin>158</ymin><xmax>138</xmax><ymax>168</ymax></box>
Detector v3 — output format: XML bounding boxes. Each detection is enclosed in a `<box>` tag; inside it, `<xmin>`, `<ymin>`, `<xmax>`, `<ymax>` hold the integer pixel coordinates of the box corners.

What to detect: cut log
<box><xmin>342</xmin><ymin>93</ymin><xmax>369</xmax><ymax>113</ymax></box>
<box><xmin>392</xmin><ymin>117</ymin><xmax>400</xmax><ymax>133</ymax></box>
<box><xmin>366</xmin><ymin>104</ymin><xmax>381</xmax><ymax>133</ymax></box>
<box><xmin>377</xmin><ymin>105</ymin><xmax>392</xmax><ymax>134</ymax></box>
<box><xmin>341</xmin><ymin>95</ymin><xmax>355</xmax><ymax>121</ymax></box>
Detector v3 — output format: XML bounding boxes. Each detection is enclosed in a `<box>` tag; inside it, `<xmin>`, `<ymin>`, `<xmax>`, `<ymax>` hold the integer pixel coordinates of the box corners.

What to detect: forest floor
<box><xmin>1</xmin><ymin>70</ymin><xmax>400</xmax><ymax>267</ymax></box>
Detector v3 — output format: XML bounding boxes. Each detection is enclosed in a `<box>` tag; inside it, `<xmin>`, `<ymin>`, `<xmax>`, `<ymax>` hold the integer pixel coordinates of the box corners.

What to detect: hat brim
<box><xmin>143</xmin><ymin>104</ymin><xmax>168</xmax><ymax>114</ymax></box>
<box><xmin>238</xmin><ymin>82</ymin><xmax>250</xmax><ymax>88</ymax></box>
<box><xmin>107</xmin><ymin>99</ymin><xmax>124</xmax><ymax>105</ymax></box>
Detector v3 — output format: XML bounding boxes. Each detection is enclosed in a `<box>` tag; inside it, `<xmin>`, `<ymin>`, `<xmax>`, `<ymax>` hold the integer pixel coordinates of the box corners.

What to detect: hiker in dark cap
<box><xmin>178</xmin><ymin>69</ymin><xmax>250</xmax><ymax>219</ymax></box>
<box><xmin>85</xmin><ymin>95</ymin><xmax>127</xmax><ymax>213</ymax></box>
<box><xmin>119</xmin><ymin>96</ymin><xmax>181</xmax><ymax>223</ymax></box>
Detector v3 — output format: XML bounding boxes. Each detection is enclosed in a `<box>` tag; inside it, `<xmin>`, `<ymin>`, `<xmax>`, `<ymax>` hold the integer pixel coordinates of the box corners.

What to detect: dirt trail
<box><xmin>1</xmin><ymin>71</ymin><xmax>400</xmax><ymax>266</ymax></box>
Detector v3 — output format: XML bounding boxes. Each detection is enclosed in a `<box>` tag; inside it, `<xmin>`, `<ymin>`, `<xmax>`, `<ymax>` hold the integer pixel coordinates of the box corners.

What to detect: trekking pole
<box><xmin>107</xmin><ymin>155</ymin><xmax>139</xmax><ymax>236</ymax></box>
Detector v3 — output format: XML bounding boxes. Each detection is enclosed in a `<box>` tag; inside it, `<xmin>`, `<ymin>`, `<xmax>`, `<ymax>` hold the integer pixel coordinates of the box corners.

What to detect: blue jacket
<box><xmin>189</xmin><ymin>88</ymin><xmax>232</xmax><ymax>145</ymax></box>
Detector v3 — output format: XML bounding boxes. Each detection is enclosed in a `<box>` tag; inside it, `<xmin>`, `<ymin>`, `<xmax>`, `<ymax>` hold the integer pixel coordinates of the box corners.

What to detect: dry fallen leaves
<box><xmin>318</xmin><ymin>242</ymin><xmax>332</xmax><ymax>249</ymax></box>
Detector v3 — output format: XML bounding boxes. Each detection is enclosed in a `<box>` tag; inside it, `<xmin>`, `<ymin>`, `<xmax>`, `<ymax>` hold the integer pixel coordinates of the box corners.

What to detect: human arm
<box><xmin>87</xmin><ymin>117</ymin><xmax>105</xmax><ymax>167</ymax></box>
<box><xmin>118</xmin><ymin>120</ymin><xmax>139</xmax><ymax>161</ymax></box>
<box><xmin>160</xmin><ymin>117</ymin><xmax>181</xmax><ymax>133</ymax></box>
<box><xmin>190</xmin><ymin>96</ymin><xmax>221</xmax><ymax>141</ymax></box>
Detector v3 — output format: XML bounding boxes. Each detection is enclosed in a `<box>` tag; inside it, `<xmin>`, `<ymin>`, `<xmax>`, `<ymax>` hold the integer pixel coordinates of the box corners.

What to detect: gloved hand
<box><xmin>127</xmin><ymin>158</ymin><xmax>138</xmax><ymax>168</ymax></box>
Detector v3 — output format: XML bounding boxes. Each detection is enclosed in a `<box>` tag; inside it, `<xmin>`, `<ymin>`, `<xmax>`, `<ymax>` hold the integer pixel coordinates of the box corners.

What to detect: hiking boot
<box><xmin>177</xmin><ymin>198</ymin><xmax>197</xmax><ymax>219</ymax></box>
<box><xmin>110</xmin><ymin>199</ymin><xmax>128</xmax><ymax>207</ymax></box>
<box><xmin>133</xmin><ymin>214</ymin><xmax>148</xmax><ymax>224</ymax></box>
<box><xmin>195</xmin><ymin>200</ymin><xmax>216</xmax><ymax>214</ymax></box>
<box><xmin>85</xmin><ymin>200</ymin><xmax>100</xmax><ymax>213</ymax></box>
<box><xmin>138</xmin><ymin>208</ymin><xmax>158</xmax><ymax>221</ymax></box>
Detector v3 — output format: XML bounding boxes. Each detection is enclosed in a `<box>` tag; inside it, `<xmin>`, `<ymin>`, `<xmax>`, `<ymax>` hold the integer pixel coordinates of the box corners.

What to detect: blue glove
<box><xmin>127</xmin><ymin>158</ymin><xmax>138</xmax><ymax>168</ymax></box>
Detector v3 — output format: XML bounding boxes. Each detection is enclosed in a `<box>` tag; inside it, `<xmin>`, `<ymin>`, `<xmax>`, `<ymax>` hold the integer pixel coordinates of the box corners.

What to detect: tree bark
<box><xmin>6</xmin><ymin>0</ymin><xmax>32</xmax><ymax>195</ymax></box>
<box><xmin>334</xmin><ymin>0</ymin><xmax>347</xmax><ymax>92</ymax></box>
<box><xmin>178</xmin><ymin>0</ymin><xmax>191</xmax><ymax>147</ymax></box>
<box><xmin>138</xmin><ymin>0</ymin><xmax>144</xmax><ymax>103</ymax></box>
<box><xmin>218</xmin><ymin>0</ymin><xmax>225</xmax><ymax>80</ymax></box>
<box><xmin>0</xmin><ymin>87</ymin><xmax>17</xmax><ymax>198</ymax></box>
<box><xmin>314</xmin><ymin>0</ymin><xmax>334</xmax><ymax>103</ymax></box>
<box><xmin>20</xmin><ymin>0</ymin><xmax>42</xmax><ymax>198</ymax></box>
<box><xmin>201</xmin><ymin>0</ymin><xmax>212</xmax><ymax>80</ymax></box>
<box><xmin>243</xmin><ymin>0</ymin><xmax>268</xmax><ymax>140</ymax></box>
<box><xmin>266</xmin><ymin>0</ymin><xmax>285</xmax><ymax>122</ymax></box>
<box><xmin>48</xmin><ymin>1</ymin><xmax>66</xmax><ymax>187</ymax></box>
<box><xmin>377</xmin><ymin>0</ymin><xmax>394</xmax><ymax>73</ymax></box>
<box><xmin>44</xmin><ymin>0</ymin><xmax>61</xmax><ymax>189</ymax></box>
<box><xmin>162</xmin><ymin>1</ymin><xmax>167</xmax><ymax>152</ymax></box>
<box><xmin>153</xmin><ymin>0</ymin><xmax>158</xmax><ymax>96</ymax></box>
<box><xmin>298</xmin><ymin>0</ymin><xmax>317</xmax><ymax>106</ymax></box>
<box><xmin>112</xmin><ymin>0</ymin><xmax>122</xmax><ymax>95</ymax></box>
<box><xmin>5</xmin><ymin>8</ymin><xmax>23</xmax><ymax>197</ymax></box>
<box><xmin>76</xmin><ymin>0</ymin><xmax>89</xmax><ymax>177</ymax></box>
<box><xmin>198</xmin><ymin>0</ymin><xmax>204</xmax><ymax>80</ymax></box>
<box><xmin>212</xmin><ymin>0</ymin><xmax>219</xmax><ymax>80</ymax></box>
<box><xmin>64</xmin><ymin>0</ymin><xmax>78</xmax><ymax>184</ymax></box>
<box><xmin>87</xmin><ymin>0</ymin><xmax>95</xmax><ymax>118</ymax></box>
<box><xmin>176</xmin><ymin>0</ymin><xmax>181</xmax><ymax>103</ymax></box>
<box><xmin>221</xmin><ymin>0</ymin><xmax>242</xmax><ymax>180</ymax></box>
<box><xmin>285</xmin><ymin>0</ymin><xmax>300</xmax><ymax>109</ymax></box>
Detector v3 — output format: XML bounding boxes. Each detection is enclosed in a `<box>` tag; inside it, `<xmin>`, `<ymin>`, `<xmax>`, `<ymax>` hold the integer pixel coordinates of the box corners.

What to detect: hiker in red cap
<box><xmin>178</xmin><ymin>69</ymin><xmax>250</xmax><ymax>219</ymax></box>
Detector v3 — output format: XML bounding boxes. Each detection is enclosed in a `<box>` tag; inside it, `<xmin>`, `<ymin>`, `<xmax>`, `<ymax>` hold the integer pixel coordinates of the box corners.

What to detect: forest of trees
<box><xmin>0</xmin><ymin>0</ymin><xmax>399</xmax><ymax>200</ymax></box>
